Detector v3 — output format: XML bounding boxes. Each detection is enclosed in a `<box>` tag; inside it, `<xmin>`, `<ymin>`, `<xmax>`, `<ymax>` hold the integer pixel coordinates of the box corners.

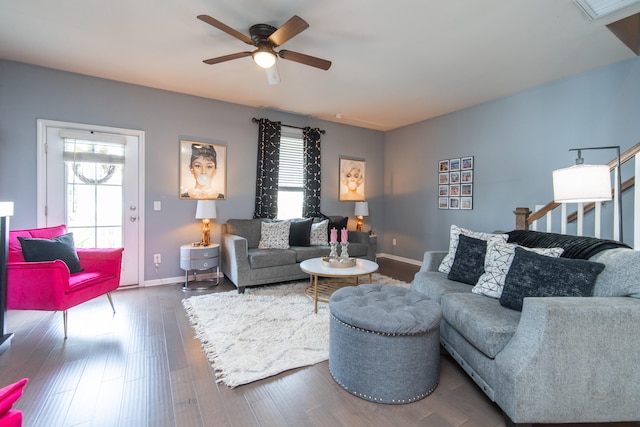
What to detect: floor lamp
<box><xmin>552</xmin><ymin>146</ymin><xmax>622</xmax><ymax>241</ymax></box>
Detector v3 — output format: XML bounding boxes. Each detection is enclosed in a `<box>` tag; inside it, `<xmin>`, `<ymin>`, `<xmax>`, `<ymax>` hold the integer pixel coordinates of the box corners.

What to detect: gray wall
<box><xmin>0</xmin><ymin>60</ymin><xmax>384</xmax><ymax>282</ymax></box>
<box><xmin>384</xmin><ymin>57</ymin><xmax>640</xmax><ymax>261</ymax></box>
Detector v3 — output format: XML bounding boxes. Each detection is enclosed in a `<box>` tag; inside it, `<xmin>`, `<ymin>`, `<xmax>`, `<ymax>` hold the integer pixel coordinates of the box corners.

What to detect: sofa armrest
<box><xmin>7</xmin><ymin>261</ymin><xmax>71</xmax><ymax>309</ymax></box>
<box><xmin>348</xmin><ymin>231</ymin><xmax>376</xmax><ymax>261</ymax></box>
<box><xmin>77</xmin><ymin>248</ymin><xmax>123</xmax><ymax>277</ymax></box>
<box><xmin>221</xmin><ymin>234</ymin><xmax>250</xmax><ymax>288</ymax></box>
<box><xmin>418</xmin><ymin>251</ymin><xmax>447</xmax><ymax>272</ymax></box>
<box><xmin>495</xmin><ymin>296</ymin><xmax>640</xmax><ymax>423</ymax></box>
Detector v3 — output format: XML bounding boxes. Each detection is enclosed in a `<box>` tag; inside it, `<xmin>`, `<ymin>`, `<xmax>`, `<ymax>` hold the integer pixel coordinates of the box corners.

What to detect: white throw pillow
<box><xmin>438</xmin><ymin>225</ymin><xmax>508</xmax><ymax>274</ymax></box>
<box><xmin>309</xmin><ymin>220</ymin><xmax>329</xmax><ymax>246</ymax></box>
<box><xmin>472</xmin><ymin>241</ymin><xmax>564</xmax><ymax>298</ymax></box>
<box><xmin>258</xmin><ymin>220</ymin><xmax>291</xmax><ymax>249</ymax></box>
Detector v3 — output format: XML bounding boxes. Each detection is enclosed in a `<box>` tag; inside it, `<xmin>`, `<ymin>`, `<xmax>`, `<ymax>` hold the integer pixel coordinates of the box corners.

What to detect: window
<box><xmin>277</xmin><ymin>127</ymin><xmax>304</xmax><ymax>219</ymax></box>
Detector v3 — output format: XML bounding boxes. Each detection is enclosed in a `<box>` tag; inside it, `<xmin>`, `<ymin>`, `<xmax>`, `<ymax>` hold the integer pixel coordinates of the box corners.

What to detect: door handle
<box><xmin>130</xmin><ymin>216</ymin><xmax>137</xmax><ymax>222</ymax></box>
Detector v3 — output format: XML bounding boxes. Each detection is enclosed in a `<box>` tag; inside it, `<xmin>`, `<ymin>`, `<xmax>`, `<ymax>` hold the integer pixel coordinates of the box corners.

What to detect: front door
<box><xmin>37</xmin><ymin>120</ymin><xmax>143</xmax><ymax>286</ymax></box>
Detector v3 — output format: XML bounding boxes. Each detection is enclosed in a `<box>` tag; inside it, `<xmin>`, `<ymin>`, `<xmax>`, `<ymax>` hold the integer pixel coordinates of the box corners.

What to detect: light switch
<box><xmin>154</xmin><ymin>201</ymin><xmax>161</xmax><ymax>211</ymax></box>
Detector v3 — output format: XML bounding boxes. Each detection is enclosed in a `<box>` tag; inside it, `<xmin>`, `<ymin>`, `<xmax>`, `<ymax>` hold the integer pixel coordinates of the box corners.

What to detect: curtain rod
<box><xmin>252</xmin><ymin>117</ymin><xmax>325</xmax><ymax>134</ymax></box>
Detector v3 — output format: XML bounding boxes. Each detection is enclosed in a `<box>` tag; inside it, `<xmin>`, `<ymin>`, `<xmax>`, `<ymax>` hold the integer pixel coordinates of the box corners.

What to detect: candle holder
<box><xmin>329</xmin><ymin>241</ymin><xmax>339</xmax><ymax>258</ymax></box>
<box><xmin>340</xmin><ymin>242</ymin><xmax>350</xmax><ymax>260</ymax></box>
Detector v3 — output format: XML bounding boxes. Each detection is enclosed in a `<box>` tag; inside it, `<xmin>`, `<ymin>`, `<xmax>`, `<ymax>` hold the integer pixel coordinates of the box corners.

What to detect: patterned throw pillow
<box><xmin>438</xmin><ymin>225</ymin><xmax>508</xmax><ymax>274</ymax></box>
<box><xmin>309</xmin><ymin>220</ymin><xmax>329</xmax><ymax>246</ymax></box>
<box><xmin>472</xmin><ymin>241</ymin><xmax>564</xmax><ymax>298</ymax></box>
<box><xmin>258</xmin><ymin>220</ymin><xmax>291</xmax><ymax>249</ymax></box>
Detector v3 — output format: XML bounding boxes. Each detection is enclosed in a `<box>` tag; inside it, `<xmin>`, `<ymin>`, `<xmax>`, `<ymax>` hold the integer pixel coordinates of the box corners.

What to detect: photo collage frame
<box><xmin>438</xmin><ymin>156</ymin><xmax>474</xmax><ymax>210</ymax></box>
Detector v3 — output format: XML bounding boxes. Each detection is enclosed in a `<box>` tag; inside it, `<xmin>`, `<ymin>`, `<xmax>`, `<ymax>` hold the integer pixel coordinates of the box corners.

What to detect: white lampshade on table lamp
<box><xmin>354</xmin><ymin>201</ymin><xmax>369</xmax><ymax>232</ymax></box>
<box><xmin>195</xmin><ymin>200</ymin><xmax>217</xmax><ymax>246</ymax></box>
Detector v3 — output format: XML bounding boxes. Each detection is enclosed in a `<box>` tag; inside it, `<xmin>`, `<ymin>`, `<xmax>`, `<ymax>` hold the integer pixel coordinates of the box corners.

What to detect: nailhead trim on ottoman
<box><xmin>328</xmin><ymin>284</ymin><xmax>442</xmax><ymax>404</ymax></box>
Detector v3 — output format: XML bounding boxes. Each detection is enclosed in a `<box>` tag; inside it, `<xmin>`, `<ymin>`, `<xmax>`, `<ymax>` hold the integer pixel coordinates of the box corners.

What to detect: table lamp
<box><xmin>195</xmin><ymin>200</ymin><xmax>217</xmax><ymax>246</ymax></box>
<box><xmin>354</xmin><ymin>201</ymin><xmax>369</xmax><ymax>232</ymax></box>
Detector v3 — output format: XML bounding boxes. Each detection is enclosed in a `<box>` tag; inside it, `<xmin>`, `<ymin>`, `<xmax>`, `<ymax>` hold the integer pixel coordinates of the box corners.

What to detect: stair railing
<box><xmin>514</xmin><ymin>142</ymin><xmax>640</xmax><ymax>247</ymax></box>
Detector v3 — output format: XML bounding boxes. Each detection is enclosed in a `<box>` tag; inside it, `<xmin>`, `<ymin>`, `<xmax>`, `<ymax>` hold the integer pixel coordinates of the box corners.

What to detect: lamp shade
<box><xmin>354</xmin><ymin>201</ymin><xmax>369</xmax><ymax>217</ymax></box>
<box><xmin>195</xmin><ymin>200</ymin><xmax>217</xmax><ymax>219</ymax></box>
<box><xmin>552</xmin><ymin>164</ymin><xmax>612</xmax><ymax>203</ymax></box>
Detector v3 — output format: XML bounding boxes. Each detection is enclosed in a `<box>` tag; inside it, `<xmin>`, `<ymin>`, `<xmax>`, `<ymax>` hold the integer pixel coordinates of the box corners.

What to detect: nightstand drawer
<box><xmin>187</xmin><ymin>258</ymin><xmax>218</xmax><ymax>270</ymax></box>
<box><xmin>180</xmin><ymin>245</ymin><xmax>219</xmax><ymax>259</ymax></box>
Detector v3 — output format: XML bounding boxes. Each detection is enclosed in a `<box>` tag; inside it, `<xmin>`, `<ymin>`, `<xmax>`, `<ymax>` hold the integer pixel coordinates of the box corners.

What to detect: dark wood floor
<box><xmin>0</xmin><ymin>258</ymin><xmax>637</xmax><ymax>427</ymax></box>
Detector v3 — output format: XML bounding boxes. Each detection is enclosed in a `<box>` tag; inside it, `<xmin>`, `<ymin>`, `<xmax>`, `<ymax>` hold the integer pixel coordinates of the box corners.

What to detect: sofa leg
<box><xmin>238</xmin><ymin>286</ymin><xmax>246</xmax><ymax>294</ymax></box>
<box><xmin>106</xmin><ymin>292</ymin><xmax>116</xmax><ymax>314</ymax></box>
<box><xmin>503</xmin><ymin>412</ymin><xmax>531</xmax><ymax>427</ymax></box>
<box><xmin>63</xmin><ymin>310</ymin><xmax>68</xmax><ymax>339</ymax></box>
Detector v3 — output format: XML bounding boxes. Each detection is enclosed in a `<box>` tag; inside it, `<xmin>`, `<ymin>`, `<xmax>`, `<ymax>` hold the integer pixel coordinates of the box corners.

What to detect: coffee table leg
<box><xmin>314</xmin><ymin>274</ymin><xmax>319</xmax><ymax>313</ymax></box>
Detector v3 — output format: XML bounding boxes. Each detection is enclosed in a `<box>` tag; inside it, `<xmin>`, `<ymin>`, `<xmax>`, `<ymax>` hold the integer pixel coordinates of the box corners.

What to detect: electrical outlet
<box><xmin>153</xmin><ymin>253</ymin><xmax>161</xmax><ymax>264</ymax></box>
<box><xmin>392</xmin><ymin>238</ymin><xmax>397</xmax><ymax>246</ymax></box>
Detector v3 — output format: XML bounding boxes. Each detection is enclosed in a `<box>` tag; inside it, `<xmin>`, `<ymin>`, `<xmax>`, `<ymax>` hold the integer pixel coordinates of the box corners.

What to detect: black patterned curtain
<box><xmin>254</xmin><ymin>119</ymin><xmax>281</xmax><ymax>219</ymax></box>
<box><xmin>302</xmin><ymin>127</ymin><xmax>322</xmax><ymax>217</ymax></box>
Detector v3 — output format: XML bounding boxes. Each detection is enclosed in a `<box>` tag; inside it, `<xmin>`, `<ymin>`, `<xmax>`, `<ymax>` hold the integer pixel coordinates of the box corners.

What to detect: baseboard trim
<box><xmin>141</xmin><ymin>255</ymin><xmax>422</xmax><ymax>287</ymax></box>
<box><xmin>376</xmin><ymin>253</ymin><xmax>422</xmax><ymax>267</ymax></box>
<box><xmin>143</xmin><ymin>271</ymin><xmax>220</xmax><ymax>287</ymax></box>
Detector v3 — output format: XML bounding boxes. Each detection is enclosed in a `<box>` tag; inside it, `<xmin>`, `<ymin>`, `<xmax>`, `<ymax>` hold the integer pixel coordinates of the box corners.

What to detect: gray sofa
<box><xmin>221</xmin><ymin>218</ymin><xmax>377</xmax><ymax>293</ymax></box>
<box><xmin>411</xmin><ymin>230</ymin><xmax>640</xmax><ymax>426</ymax></box>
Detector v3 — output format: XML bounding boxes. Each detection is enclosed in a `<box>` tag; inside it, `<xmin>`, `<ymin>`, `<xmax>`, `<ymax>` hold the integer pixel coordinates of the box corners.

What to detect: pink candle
<box><xmin>341</xmin><ymin>228</ymin><xmax>348</xmax><ymax>243</ymax></box>
<box><xmin>330</xmin><ymin>228</ymin><xmax>338</xmax><ymax>243</ymax></box>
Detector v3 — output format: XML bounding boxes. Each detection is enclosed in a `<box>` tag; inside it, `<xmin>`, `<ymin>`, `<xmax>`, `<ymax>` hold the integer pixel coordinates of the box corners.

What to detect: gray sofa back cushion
<box><xmin>590</xmin><ymin>248</ymin><xmax>640</xmax><ymax>298</ymax></box>
<box><xmin>226</xmin><ymin>219</ymin><xmax>267</xmax><ymax>249</ymax></box>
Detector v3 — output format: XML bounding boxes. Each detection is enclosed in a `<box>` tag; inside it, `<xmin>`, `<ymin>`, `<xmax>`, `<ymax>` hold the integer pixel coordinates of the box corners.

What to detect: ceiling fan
<box><xmin>197</xmin><ymin>14</ymin><xmax>332</xmax><ymax>84</ymax></box>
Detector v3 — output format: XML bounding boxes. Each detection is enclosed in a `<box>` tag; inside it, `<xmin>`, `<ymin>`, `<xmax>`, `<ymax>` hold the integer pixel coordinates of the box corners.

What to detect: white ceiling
<box><xmin>1</xmin><ymin>0</ymin><xmax>638</xmax><ymax>131</ymax></box>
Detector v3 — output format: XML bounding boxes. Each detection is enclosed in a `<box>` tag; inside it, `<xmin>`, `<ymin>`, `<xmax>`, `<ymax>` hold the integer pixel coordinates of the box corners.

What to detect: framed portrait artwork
<box><xmin>438</xmin><ymin>156</ymin><xmax>474</xmax><ymax>209</ymax></box>
<box><xmin>339</xmin><ymin>157</ymin><xmax>365</xmax><ymax>201</ymax></box>
<box><xmin>179</xmin><ymin>140</ymin><xmax>226</xmax><ymax>200</ymax></box>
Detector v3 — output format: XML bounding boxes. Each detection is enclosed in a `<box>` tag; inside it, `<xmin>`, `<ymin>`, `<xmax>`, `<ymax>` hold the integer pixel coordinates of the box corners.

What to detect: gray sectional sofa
<box><xmin>411</xmin><ymin>229</ymin><xmax>640</xmax><ymax>426</ymax></box>
<box><xmin>221</xmin><ymin>217</ymin><xmax>376</xmax><ymax>293</ymax></box>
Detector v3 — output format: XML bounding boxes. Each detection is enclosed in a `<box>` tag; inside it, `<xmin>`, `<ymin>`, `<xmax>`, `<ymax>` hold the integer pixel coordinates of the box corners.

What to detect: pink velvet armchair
<box><xmin>6</xmin><ymin>225</ymin><xmax>123</xmax><ymax>338</ymax></box>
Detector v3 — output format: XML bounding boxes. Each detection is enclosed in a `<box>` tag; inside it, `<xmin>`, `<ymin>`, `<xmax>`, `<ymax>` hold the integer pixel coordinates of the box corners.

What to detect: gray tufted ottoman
<box><xmin>329</xmin><ymin>284</ymin><xmax>442</xmax><ymax>404</ymax></box>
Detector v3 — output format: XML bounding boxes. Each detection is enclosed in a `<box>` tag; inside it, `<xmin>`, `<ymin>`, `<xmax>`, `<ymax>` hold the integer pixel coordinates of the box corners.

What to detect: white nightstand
<box><xmin>180</xmin><ymin>243</ymin><xmax>220</xmax><ymax>290</ymax></box>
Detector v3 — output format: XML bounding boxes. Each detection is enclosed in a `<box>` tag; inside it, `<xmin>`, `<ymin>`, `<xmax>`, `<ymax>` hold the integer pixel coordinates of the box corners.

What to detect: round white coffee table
<box><xmin>300</xmin><ymin>257</ymin><xmax>379</xmax><ymax>313</ymax></box>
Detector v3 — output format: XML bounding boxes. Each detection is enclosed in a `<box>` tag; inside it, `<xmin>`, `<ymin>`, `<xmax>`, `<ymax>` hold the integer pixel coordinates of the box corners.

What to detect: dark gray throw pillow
<box><xmin>289</xmin><ymin>218</ymin><xmax>313</xmax><ymax>247</ymax></box>
<box><xmin>500</xmin><ymin>247</ymin><xmax>605</xmax><ymax>311</ymax></box>
<box><xmin>447</xmin><ymin>234</ymin><xmax>487</xmax><ymax>285</ymax></box>
<box><xmin>18</xmin><ymin>232</ymin><xmax>83</xmax><ymax>274</ymax></box>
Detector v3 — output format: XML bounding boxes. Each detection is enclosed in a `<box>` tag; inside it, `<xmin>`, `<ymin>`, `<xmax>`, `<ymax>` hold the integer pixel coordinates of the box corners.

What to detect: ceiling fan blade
<box><xmin>278</xmin><ymin>50</ymin><xmax>331</xmax><ymax>70</ymax></box>
<box><xmin>203</xmin><ymin>51</ymin><xmax>252</xmax><ymax>65</ymax></box>
<box><xmin>197</xmin><ymin>15</ymin><xmax>254</xmax><ymax>45</ymax></box>
<box><xmin>265</xmin><ymin>65</ymin><xmax>281</xmax><ymax>85</ymax></box>
<box><xmin>268</xmin><ymin>15</ymin><xmax>309</xmax><ymax>47</ymax></box>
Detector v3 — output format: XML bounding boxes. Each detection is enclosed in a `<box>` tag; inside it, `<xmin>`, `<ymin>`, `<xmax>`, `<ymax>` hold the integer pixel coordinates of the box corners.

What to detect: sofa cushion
<box><xmin>18</xmin><ymin>233</ymin><xmax>83</xmax><ymax>274</ymax></box>
<box><xmin>500</xmin><ymin>247</ymin><xmax>605</xmax><ymax>311</ymax></box>
<box><xmin>410</xmin><ymin>271</ymin><xmax>473</xmax><ymax>303</ymax></box>
<box><xmin>438</xmin><ymin>225</ymin><xmax>508</xmax><ymax>274</ymax></box>
<box><xmin>247</xmin><ymin>248</ymin><xmax>297</xmax><ymax>269</ymax></box>
<box><xmin>226</xmin><ymin>219</ymin><xmax>265</xmax><ymax>249</ymax></box>
<box><xmin>258</xmin><ymin>220</ymin><xmax>291</xmax><ymax>249</ymax></box>
<box><xmin>441</xmin><ymin>292</ymin><xmax>521</xmax><ymax>359</ymax></box>
<box><xmin>310</xmin><ymin>219</ymin><xmax>329</xmax><ymax>246</ymax></box>
<box><xmin>289</xmin><ymin>218</ymin><xmax>313</xmax><ymax>247</ymax></box>
<box><xmin>472</xmin><ymin>241</ymin><xmax>564</xmax><ymax>299</ymax></box>
<box><xmin>447</xmin><ymin>234</ymin><xmax>487</xmax><ymax>285</ymax></box>
<box><xmin>292</xmin><ymin>246</ymin><xmax>330</xmax><ymax>262</ymax></box>
<box><xmin>590</xmin><ymin>248</ymin><xmax>640</xmax><ymax>298</ymax></box>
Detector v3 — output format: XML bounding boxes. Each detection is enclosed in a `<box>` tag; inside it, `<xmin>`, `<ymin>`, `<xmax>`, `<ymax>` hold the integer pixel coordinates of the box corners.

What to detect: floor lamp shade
<box><xmin>552</xmin><ymin>164</ymin><xmax>612</xmax><ymax>203</ymax></box>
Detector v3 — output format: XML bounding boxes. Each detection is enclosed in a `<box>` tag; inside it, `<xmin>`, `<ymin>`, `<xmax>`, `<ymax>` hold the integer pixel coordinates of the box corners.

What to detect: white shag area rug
<box><xmin>182</xmin><ymin>273</ymin><xmax>408</xmax><ymax>388</ymax></box>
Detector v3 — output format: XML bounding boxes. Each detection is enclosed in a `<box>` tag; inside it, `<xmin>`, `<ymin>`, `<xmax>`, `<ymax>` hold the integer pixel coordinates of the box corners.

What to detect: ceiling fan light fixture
<box><xmin>252</xmin><ymin>48</ymin><xmax>277</xmax><ymax>68</ymax></box>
